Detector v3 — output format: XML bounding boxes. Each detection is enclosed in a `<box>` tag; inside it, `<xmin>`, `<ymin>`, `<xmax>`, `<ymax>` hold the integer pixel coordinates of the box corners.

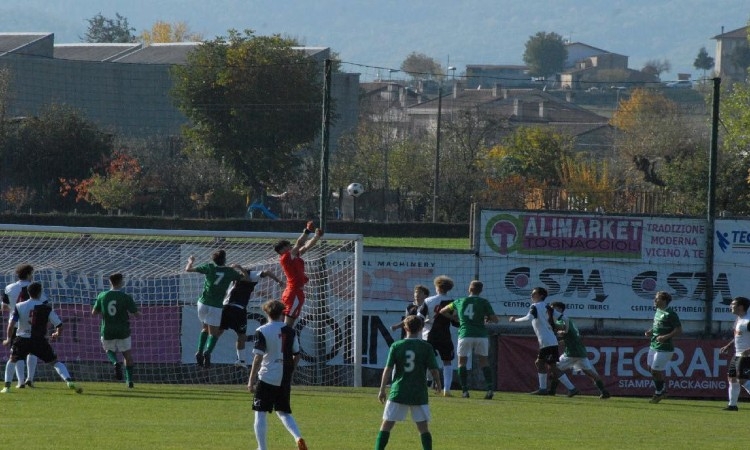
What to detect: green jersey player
<box><xmin>645</xmin><ymin>291</ymin><xmax>682</xmax><ymax>403</ymax></box>
<box><xmin>376</xmin><ymin>315</ymin><xmax>441</xmax><ymax>450</ymax></box>
<box><xmin>185</xmin><ymin>249</ymin><xmax>243</xmax><ymax>368</ymax></box>
<box><xmin>550</xmin><ymin>301</ymin><xmax>610</xmax><ymax>399</ymax></box>
<box><xmin>92</xmin><ymin>273</ymin><xmax>139</xmax><ymax>387</ymax></box>
<box><xmin>440</xmin><ymin>280</ymin><xmax>499</xmax><ymax>400</ymax></box>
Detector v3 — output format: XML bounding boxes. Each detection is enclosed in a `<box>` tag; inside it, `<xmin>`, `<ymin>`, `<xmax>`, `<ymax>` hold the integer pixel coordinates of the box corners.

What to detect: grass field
<box><xmin>363</xmin><ymin>237</ymin><xmax>470</xmax><ymax>249</ymax></box>
<box><xmin>3</xmin><ymin>381</ymin><xmax>742</xmax><ymax>449</ymax></box>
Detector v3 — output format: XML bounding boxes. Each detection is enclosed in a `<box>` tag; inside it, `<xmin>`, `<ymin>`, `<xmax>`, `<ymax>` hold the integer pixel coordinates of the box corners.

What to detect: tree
<box><xmin>693</xmin><ymin>47</ymin><xmax>715</xmax><ymax>78</ymax></box>
<box><xmin>0</xmin><ymin>104</ymin><xmax>114</xmax><ymax>211</ymax></box>
<box><xmin>400</xmin><ymin>52</ymin><xmax>443</xmax><ymax>81</ymax></box>
<box><xmin>74</xmin><ymin>152</ymin><xmax>141</xmax><ymax>211</ymax></box>
<box><xmin>83</xmin><ymin>13</ymin><xmax>138</xmax><ymax>43</ymax></box>
<box><xmin>171</xmin><ymin>30</ymin><xmax>322</xmax><ymax>200</ymax></box>
<box><xmin>729</xmin><ymin>46</ymin><xmax>750</xmax><ymax>72</ymax></box>
<box><xmin>717</xmin><ymin>82</ymin><xmax>750</xmax><ymax>215</ymax></box>
<box><xmin>610</xmin><ymin>88</ymin><xmax>700</xmax><ymax>189</ymax></box>
<box><xmin>62</xmin><ymin>151</ymin><xmax>141</xmax><ymax>213</ymax></box>
<box><xmin>437</xmin><ymin>109</ymin><xmax>505</xmax><ymax>221</ymax></box>
<box><xmin>141</xmin><ymin>20</ymin><xmax>203</xmax><ymax>44</ymax></box>
<box><xmin>522</xmin><ymin>32</ymin><xmax>567</xmax><ymax>78</ymax></box>
<box><xmin>559</xmin><ymin>156</ymin><xmax>615</xmax><ymax>212</ymax></box>
<box><xmin>483</xmin><ymin>126</ymin><xmax>573</xmax><ymax>186</ymax></box>
<box><xmin>641</xmin><ymin>59</ymin><xmax>671</xmax><ymax>79</ymax></box>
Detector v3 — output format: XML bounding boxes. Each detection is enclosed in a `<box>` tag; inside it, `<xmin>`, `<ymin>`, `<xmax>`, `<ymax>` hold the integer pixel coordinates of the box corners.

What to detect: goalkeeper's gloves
<box><xmin>304</xmin><ymin>221</ymin><xmax>315</xmax><ymax>234</ymax></box>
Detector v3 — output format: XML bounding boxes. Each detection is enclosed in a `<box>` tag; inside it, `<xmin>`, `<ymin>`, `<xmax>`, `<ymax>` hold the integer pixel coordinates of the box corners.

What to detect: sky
<box><xmin>0</xmin><ymin>0</ymin><xmax>748</xmax><ymax>81</ymax></box>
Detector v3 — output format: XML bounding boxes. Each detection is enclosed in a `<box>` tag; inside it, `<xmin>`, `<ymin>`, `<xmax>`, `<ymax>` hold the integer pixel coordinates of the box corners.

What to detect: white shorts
<box><xmin>457</xmin><ymin>337</ymin><xmax>488</xmax><ymax>357</ymax></box>
<box><xmin>382</xmin><ymin>400</ymin><xmax>431</xmax><ymax>423</ymax></box>
<box><xmin>647</xmin><ymin>349</ymin><xmax>674</xmax><ymax>371</ymax></box>
<box><xmin>197</xmin><ymin>303</ymin><xmax>222</xmax><ymax>327</ymax></box>
<box><xmin>557</xmin><ymin>354</ymin><xmax>594</xmax><ymax>372</ymax></box>
<box><xmin>101</xmin><ymin>337</ymin><xmax>132</xmax><ymax>353</ymax></box>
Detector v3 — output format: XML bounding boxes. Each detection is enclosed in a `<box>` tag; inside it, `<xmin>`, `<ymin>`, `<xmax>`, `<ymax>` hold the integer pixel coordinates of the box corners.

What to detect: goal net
<box><xmin>0</xmin><ymin>224</ymin><xmax>363</xmax><ymax>387</ymax></box>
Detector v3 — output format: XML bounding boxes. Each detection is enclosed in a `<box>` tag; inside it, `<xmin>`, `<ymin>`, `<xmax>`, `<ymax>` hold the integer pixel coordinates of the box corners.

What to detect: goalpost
<box><xmin>0</xmin><ymin>224</ymin><xmax>363</xmax><ymax>387</ymax></box>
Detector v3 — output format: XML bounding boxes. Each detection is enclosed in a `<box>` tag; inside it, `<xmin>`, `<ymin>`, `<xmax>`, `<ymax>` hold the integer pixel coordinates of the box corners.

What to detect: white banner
<box><xmin>477</xmin><ymin>210</ymin><xmax>735</xmax><ymax>320</ymax></box>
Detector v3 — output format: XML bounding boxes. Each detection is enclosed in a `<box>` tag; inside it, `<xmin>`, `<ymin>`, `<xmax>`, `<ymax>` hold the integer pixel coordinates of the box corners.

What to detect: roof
<box><xmin>565</xmin><ymin>42</ymin><xmax>626</xmax><ymax>59</ymax></box>
<box><xmin>408</xmin><ymin>86</ymin><xmax>609</xmax><ymax>136</ymax></box>
<box><xmin>0</xmin><ymin>32</ymin><xmax>330</xmax><ymax>66</ymax></box>
<box><xmin>712</xmin><ymin>26</ymin><xmax>748</xmax><ymax>40</ymax></box>
<box><xmin>112</xmin><ymin>42</ymin><xmax>200</xmax><ymax>64</ymax></box>
<box><xmin>566</xmin><ymin>42</ymin><xmax>611</xmax><ymax>54</ymax></box>
<box><xmin>0</xmin><ymin>32</ymin><xmax>51</xmax><ymax>55</ymax></box>
<box><xmin>466</xmin><ymin>64</ymin><xmax>528</xmax><ymax>70</ymax></box>
<box><xmin>54</xmin><ymin>43</ymin><xmax>142</xmax><ymax>62</ymax></box>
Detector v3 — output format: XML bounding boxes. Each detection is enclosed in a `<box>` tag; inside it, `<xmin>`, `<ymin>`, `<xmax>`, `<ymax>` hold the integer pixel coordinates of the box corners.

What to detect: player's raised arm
<box><xmin>256</xmin><ymin>268</ymin><xmax>281</xmax><ymax>284</ymax></box>
<box><xmin>299</xmin><ymin>223</ymin><xmax>323</xmax><ymax>256</ymax></box>
<box><xmin>184</xmin><ymin>255</ymin><xmax>197</xmax><ymax>272</ymax></box>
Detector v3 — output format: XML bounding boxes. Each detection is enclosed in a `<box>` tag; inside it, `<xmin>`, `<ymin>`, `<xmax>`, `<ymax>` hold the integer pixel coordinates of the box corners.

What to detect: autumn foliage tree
<box><xmin>610</xmin><ymin>88</ymin><xmax>692</xmax><ymax>188</ymax></box>
<box><xmin>141</xmin><ymin>20</ymin><xmax>203</xmax><ymax>44</ymax></box>
<box><xmin>60</xmin><ymin>151</ymin><xmax>141</xmax><ymax>213</ymax></box>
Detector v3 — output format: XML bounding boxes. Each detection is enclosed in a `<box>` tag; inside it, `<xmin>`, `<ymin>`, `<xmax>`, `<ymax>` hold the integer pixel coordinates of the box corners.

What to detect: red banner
<box><xmin>497</xmin><ymin>335</ymin><xmax>729</xmax><ymax>398</ymax></box>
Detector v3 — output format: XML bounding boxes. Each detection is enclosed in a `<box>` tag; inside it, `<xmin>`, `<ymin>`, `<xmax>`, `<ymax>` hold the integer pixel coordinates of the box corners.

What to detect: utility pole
<box><xmin>704</xmin><ymin>77</ymin><xmax>720</xmax><ymax>337</ymax></box>
<box><xmin>433</xmin><ymin>85</ymin><xmax>443</xmax><ymax>222</ymax></box>
<box><xmin>319</xmin><ymin>59</ymin><xmax>332</xmax><ymax>230</ymax></box>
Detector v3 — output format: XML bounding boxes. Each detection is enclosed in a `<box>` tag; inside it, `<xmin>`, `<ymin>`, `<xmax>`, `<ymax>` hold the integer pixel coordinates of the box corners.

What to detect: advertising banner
<box><xmin>478</xmin><ymin>210</ymin><xmax>739</xmax><ymax>320</ymax></box>
<box><xmin>497</xmin><ymin>335</ymin><xmax>728</xmax><ymax>398</ymax></box>
<box><xmin>1</xmin><ymin>304</ymin><xmax>182</xmax><ymax>363</ymax></box>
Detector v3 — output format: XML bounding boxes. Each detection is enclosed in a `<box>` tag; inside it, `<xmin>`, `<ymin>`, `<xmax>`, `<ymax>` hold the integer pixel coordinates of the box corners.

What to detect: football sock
<box><xmin>125</xmin><ymin>365</ymin><xmax>134</xmax><ymax>383</ymax></box>
<box><xmin>237</xmin><ymin>347</ymin><xmax>247</xmax><ymax>362</ymax></box>
<box><xmin>549</xmin><ymin>379</ymin><xmax>559</xmax><ymax>394</ymax></box>
<box><xmin>420</xmin><ymin>431</ymin><xmax>433</xmax><ymax>450</ymax></box>
<box><xmin>254</xmin><ymin>411</ymin><xmax>268</xmax><ymax>450</ymax></box>
<box><xmin>197</xmin><ymin>331</ymin><xmax>208</xmax><ymax>353</ymax></box>
<box><xmin>654</xmin><ymin>379</ymin><xmax>665</xmax><ymax>393</ymax></box>
<box><xmin>375</xmin><ymin>430</ymin><xmax>390</xmax><ymax>450</ymax></box>
<box><xmin>205</xmin><ymin>335</ymin><xmax>218</xmax><ymax>354</ymax></box>
<box><xmin>538</xmin><ymin>373</ymin><xmax>548</xmax><ymax>390</ymax></box>
<box><xmin>443</xmin><ymin>364</ymin><xmax>453</xmax><ymax>392</ymax></box>
<box><xmin>442</xmin><ymin>365</ymin><xmax>453</xmax><ymax>392</ymax></box>
<box><xmin>14</xmin><ymin>360</ymin><xmax>25</xmax><ymax>386</ymax></box>
<box><xmin>106</xmin><ymin>350</ymin><xmax>118</xmax><ymax>364</ymax></box>
<box><xmin>458</xmin><ymin>366</ymin><xmax>468</xmax><ymax>391</ymax></box>
<box><xmin>4</xmin><ymin>361</ymin><xmax>16</xmax><ymax>384</ymax></box>
<box><xmin>558</xmin><ymin>374</ymin><xmax>575</xmax><ymax>390</ymax></box>
<box><xmin>482</xmin><ymin>366</ymin><xmax>493</xmax><ymax>390</ymax></box>
<box><xmin>276</xmin><ymin>412</ymin><xmax>302</xmax><ymax>440</ymax></box>
<box><xmin>595</xmin><ymin>379</ymin><xmax>605</xmax><ymax>392</ymax></box>
<box><xmin>743</xmin><ymin>380</ymin><xmax>750</xmax><ymax>395</ymax></box>
<box><xmin>26</xmin><ymin>355</ymin><xmax>37</xmax><ymax>382</ymax></box>
<box><xmin>53</xmin><ymin>362</ymin><xmax>72</xmax><ymax>382</ymax></box>
<box><xmin>729</xmin><ymin>380</ymin><xmax>740</xmax><ymax>405</ymax></box>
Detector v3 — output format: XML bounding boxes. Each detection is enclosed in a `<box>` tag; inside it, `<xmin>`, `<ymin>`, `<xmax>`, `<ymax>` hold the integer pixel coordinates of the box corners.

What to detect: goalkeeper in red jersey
<box><xmin>273</xmin><ymin>221</ymin><xmax>323</xmax><ymax>327</ymax></box>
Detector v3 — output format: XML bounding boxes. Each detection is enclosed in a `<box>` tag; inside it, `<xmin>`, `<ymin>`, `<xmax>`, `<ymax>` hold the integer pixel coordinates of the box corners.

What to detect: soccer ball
<box><xmin>347</xmin><ymin>183</ymin><xmax>364</xmax><ymax>197</ymax></box>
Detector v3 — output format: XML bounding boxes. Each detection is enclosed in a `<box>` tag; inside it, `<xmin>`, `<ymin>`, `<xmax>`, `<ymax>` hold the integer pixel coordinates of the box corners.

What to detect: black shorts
<box><xmin>11</xmin><ymin>336</ymin><xmax>56</xmax><ymax>363</ymax></box>
<box><xmin>428</xmin><ymin>337</ymin><xmax>455</xmax><ymax>362</ymax></box>
<box><xmin>728</xmin><ymin>356</ymin><xmax>750</xmax><ymax>379</ymax></box>
<box><xmin>252</xmin><ymin>380</ymin><xmax>292</xmax><ymax>413</ymax></box>
<box><xmin>537</xmin><ymin>345</ymin><xmax>560</xmax><ymax>366</ymax></box>
<box><xmin>220</xmin><ymin>305</ymin><xmax>248</xmax><ymax>335</ymax></box>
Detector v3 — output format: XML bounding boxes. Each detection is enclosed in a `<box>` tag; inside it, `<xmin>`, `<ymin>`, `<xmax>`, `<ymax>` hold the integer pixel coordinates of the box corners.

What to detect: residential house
<box><xmin>404</xmin><ymin>82</ymin><xmax>614</xmax><ymax>158</ymax></box>
<box><xmin>558</xmin><ymin>42</ymin><xmax>654</xmax><ymax>90</ymax></box>
<box><xmin>464</xmin><ymin>65</ymin><xmax>530</xmax><ymax>89</ymax></box>
<box><xmin>713</xmin><ymin>25</ymin><xmax>748</xmax><ymax>84</ymax></box>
